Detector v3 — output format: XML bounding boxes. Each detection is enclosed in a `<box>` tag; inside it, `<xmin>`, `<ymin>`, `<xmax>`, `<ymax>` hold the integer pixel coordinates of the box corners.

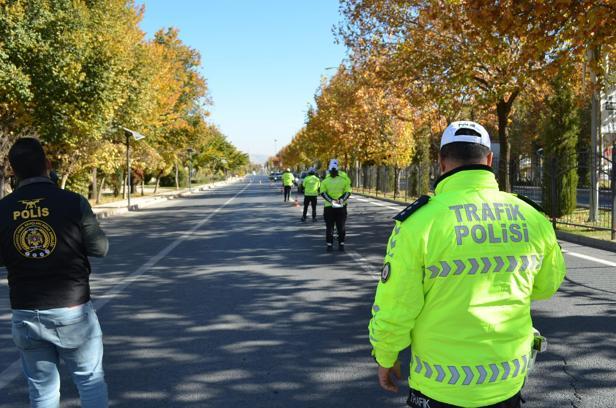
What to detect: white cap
<box><xmin>440</xmin><ymin>121</ymin><xmax>491</xmax><ymax>150</ymax></box>
<box><xmin>308</xmin><ymin>167</ymin><xmax>316</xmax><ymax>173</ymax></box>
<box><xmin>328</xmin><ymin>159</ymin><xmax>339</xmax><ymax>170</ymax></box>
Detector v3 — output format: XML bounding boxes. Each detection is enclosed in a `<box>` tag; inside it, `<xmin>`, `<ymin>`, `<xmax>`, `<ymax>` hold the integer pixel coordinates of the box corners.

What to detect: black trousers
<box><xmin>302</xmin><ymin>196</ymin><xmax>317</xmax><ymax>219</ymax></box>
<box><xmin>407</xmin><ymin>388</ymin><xmax>522</xmax><ymax>408</ymax></box>
<box><xmin>283</xmin><ymin>186</ymin><xmax>292</xmax><ymax>201</ymax></box>
<box><xmin>324</xmin><ymin>206</ymin><xmax>347</xmax><ymax>244</ymax></box>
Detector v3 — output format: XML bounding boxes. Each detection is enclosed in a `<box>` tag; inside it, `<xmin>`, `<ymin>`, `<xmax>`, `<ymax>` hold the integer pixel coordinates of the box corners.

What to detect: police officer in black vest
<box><xmin>0</xmin><ymin>138</ymin><xmax>109</xmax><ymax>407</ymax></box>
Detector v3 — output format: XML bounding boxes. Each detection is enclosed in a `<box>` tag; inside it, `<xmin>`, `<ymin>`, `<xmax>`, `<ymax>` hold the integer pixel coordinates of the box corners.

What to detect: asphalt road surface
<box><xmin>512</xmin><ymin>186</ymin><xmax>613</xmax><ymax>210</ymax></box>
<box><xmin>1</xmin><ymin>177</ymin><xmax>615</xmax><ymax>407</ymax></box>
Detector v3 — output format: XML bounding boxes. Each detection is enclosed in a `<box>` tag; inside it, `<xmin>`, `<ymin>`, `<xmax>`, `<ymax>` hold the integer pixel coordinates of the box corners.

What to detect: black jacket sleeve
<box><xmin>79</xmin><ymin>196</ymin><xmax>109</xmax><ymax>257</ymax></box>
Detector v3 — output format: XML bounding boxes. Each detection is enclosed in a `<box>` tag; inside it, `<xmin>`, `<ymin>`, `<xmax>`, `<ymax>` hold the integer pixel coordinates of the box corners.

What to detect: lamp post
<box><xmin>186</xmin><ymin>148</ymin><xmax>195</xmax><ymax>192</ymax></box>
<box><xmin>122</xmin><ymin>127</ymin><xmax>146</xmax><ymax>210</ymax></box>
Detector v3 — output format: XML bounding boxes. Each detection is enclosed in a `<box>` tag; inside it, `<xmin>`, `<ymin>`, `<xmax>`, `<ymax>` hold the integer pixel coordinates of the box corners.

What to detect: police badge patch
<box><xmin>381</xmin><ymin>263</ymin><xmax>391</xmax><ymax>283</ymax></box>
<box><xmin>13</xmin><ymin>220</ymin><xmax>57</xmax><ymax>259</ymax></box>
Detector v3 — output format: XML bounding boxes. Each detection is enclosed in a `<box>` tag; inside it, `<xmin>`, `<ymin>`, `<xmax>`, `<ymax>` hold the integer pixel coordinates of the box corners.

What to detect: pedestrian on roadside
<box><xmin>281</xmin><ymin>168</ymin><xmax>295</xmax><ymax>202</ymax></box>
<box><xmin>320</xmin><ymin>159</ymin><xmax>352</xmax><ymax>251</ymax></box>
<box><xmin>301</xmin><ymin>167</ymin><xmax>320</xmax><ymax>222</ymax></box>
<box><xmin>0</xmin><ymin>138</ymin><xmax>110</xmax><ymax>408</ymax></box>
<box><xmin>369</xmin><ymin>121</ymin><xmax>567</xmax><ymax>408</ymax></box>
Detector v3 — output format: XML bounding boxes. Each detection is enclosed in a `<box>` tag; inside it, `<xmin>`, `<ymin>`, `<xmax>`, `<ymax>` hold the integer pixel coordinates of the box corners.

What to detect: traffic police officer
<box><xmin>281</xmin><ymin>168</ymin><xmax>295</xmax><ymax>202</ymax></box>
<box><xmin>323</xmin><ymin>159</ymin><xmax>351</xmax><ymax>185</ymax></box>
<box><xmin>320</xmin><ymin>160</ymin><xmax>352</xmax><ymax>251</ymax></box>
<box><xmin>301</xmin><ymin>167</ymin><xmax>320</xmax><ymax>222</ymax></box>
<box><xmin>369</xmin><ymin>121</ymin><xmax>566</xmax><ymax>407</ymax></box>
<box><xmin>0</xmin><ymin>138</ymin><xmax>109</xmax><ymax>407</ymax></box>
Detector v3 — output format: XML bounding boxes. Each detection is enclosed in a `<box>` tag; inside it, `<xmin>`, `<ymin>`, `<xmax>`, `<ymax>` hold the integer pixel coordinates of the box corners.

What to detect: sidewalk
<box><xmin>92</xmin><ymin>178</ymin><xmax>238</xmax><ymax>220</ymax></box>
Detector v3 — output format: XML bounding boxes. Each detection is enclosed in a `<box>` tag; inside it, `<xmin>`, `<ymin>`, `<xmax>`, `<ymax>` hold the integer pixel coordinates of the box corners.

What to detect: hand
<box><xmin>378</xmin><ymin>361</ymin><xmax>401</xmax><ymax>393</ymax></box>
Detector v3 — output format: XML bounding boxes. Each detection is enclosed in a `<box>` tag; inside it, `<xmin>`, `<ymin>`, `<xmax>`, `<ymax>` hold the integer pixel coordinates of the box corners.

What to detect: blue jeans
<box><xmin>11</xmin><ymin>301</ymin><xmax>108</xmax><ymax>408</ymax></box>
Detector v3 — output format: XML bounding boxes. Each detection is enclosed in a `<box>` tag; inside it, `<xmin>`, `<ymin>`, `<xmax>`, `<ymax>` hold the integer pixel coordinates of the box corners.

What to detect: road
<box><xmin>512</xmin><ymin>185</ymin><xmax>613</xmax><ymax>210</ymax></box>
<box><xmin>0</xmin><ymin>177</ymin><xmax>615</xmax><ymax>407</ymax></box>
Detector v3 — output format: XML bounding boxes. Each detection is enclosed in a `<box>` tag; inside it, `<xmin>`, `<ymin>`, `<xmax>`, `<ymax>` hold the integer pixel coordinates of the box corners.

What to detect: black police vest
<box><xmin>0</xmin><ymin>180</ymin><xmax>91</xmax><ymax>309</ymax></box>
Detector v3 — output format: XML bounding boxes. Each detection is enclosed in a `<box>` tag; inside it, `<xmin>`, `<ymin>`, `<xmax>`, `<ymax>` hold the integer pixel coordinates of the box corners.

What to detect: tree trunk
<box><xmin>60</xmin><ymin>173</ymin><xmax>69</xmax><ymax>190</ymax></box>
<box><xmin>96</xmin><ymin>177</ymin><xmax>106</xmax><ymax>204</ymax></box>
<box><xmin>89</xmin><ymin>168</ymin><xmax>97</xmax><ymax>200</ymax></box>
<box><xmin>154</xmin><ymin>171</ymin><xmax>162</xmax><ymax>194</ymax></box>
<box><xmin>175</xmin><ymin>163</ymin><xmax>179</xmax><ymax>190</ymax></box>
<box><xmin>122</xmin><ymin>174</ymin><xmax>127</xmax><ymax>199</ymax></box>
<box><xmin>496</xmin><ymin>93</ymin><xmax>518</xmax><ymax>192</ymax></box>
<box><xmin>141</xmin><ymin>179</ymin><xmax>144</xmax><ymax>196</ymax></box>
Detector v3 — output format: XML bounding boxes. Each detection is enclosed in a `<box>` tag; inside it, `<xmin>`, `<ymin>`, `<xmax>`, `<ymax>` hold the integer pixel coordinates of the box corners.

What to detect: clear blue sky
<box><xmin>138</xmin><ymin>1</ymin><xmax>346</xmax><ymax>163</ymax></box>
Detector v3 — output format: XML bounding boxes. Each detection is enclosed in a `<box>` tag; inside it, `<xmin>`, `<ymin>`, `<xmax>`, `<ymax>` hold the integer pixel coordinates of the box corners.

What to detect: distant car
<box><xmin>296</xmin><ymin>171</ymin><xmax>308</xmax><ymax>193</ymax></box>
<box><xmin>269</xmin><ymin>171</ymin><xmax>282</xmax><ymax>182</ymax></box>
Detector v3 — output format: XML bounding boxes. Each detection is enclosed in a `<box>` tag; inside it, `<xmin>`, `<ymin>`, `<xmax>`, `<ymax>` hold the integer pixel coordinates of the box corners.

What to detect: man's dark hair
<box><xmin>440</xmin><ymin>142</ymin><xmax>490</xmax><ymax>164</ymax></box>
<box><xmin>8</xmin><ymin>138</ymin><xmax>48</xmax><ymax>180</ymax></box>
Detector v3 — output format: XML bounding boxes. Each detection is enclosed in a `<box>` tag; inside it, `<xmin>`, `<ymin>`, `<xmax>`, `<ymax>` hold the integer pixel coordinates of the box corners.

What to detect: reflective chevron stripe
<box><xmin>411</xmin><ymin>353</ymin><xmax>532</xmax><ymax>386</ymax></box>
<box><xmin>425</xmin><ymin>255</ymin><xmax>543</xmax><ymax>279</ymax></box>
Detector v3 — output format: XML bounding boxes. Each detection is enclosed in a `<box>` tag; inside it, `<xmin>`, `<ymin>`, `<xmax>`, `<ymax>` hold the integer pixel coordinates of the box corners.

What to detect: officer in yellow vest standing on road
<box><xmin>320</xmin><ymin>159</ymin><xmax>352</xmax><ymax>251</ymax></box>
<box><xmin>369</xmin><ymin>121</ymin><xmax>567</xmax><ymax>407</ymax></box>
<box><xmin>301</xmin><ymin>167</ymin><xmax>320</xmax><ymax>222</ymax></box>
<box><xmin>281</xmin><ymin>168</ymin><xmax>295</xmax><ymax>202</ymax></box>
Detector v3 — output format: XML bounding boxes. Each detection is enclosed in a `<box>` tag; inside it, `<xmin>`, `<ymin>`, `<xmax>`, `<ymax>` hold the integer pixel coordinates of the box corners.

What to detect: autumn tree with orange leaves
<box><xmin>338</xmin><ymin>0</ymin><xmax>616</xmax><ymax>191</ymax></box>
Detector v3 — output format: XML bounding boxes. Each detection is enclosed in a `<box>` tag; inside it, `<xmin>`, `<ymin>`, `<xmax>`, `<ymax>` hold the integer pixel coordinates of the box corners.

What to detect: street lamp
<box><xmin>122</xmin><ymin>127</ymin><xmax>146</xmax><ymax>210</ymax></box>
<box><xmin>186</xmin><ymin>148</ymin><xmax>195</xmax><ymax>192</ymax></box>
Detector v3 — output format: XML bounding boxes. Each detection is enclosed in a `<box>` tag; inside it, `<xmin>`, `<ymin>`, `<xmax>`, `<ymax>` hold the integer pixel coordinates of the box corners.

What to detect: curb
<box><xmin>354</xmin><ymin>192</ymin><xmax>616</xmax><ymax>252</ymax></box>
<box><xmin>556</xmin><ymin>231</ymin><xmax>616</xmax><ymax>252</ymax></box>
<box><xmin>93</xmin><ymin>180</ymin><xmax>234</xmax><ymax>221</ymax></box>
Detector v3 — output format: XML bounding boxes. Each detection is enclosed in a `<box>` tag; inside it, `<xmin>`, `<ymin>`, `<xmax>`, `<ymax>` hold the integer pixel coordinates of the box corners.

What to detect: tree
<box><xmin>541</xmin><ymin>73</ymin><xmax>580</xmax><ymax>217</ymax></box>
<box><xmin>338</xmin><ymin>0</ymin><xmax>615</xmax><ymax>191</ymax></box>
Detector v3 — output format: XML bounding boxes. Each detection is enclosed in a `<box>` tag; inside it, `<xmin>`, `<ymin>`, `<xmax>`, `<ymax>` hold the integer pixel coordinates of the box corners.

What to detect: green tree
<box><xmin>541</xmin><ymin>73</ymin><xmax>580</xmax><ymax>217</ymax></box>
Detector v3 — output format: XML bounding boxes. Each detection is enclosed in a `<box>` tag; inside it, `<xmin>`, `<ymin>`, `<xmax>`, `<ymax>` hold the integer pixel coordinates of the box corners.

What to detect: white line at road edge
<box><xmin>356</xmin><ymin>197</ymin><xmax>616</xmax><ymax>269</ymax></box>
<box><xmin>352</xmin><ymin>197</ymin><xmax>401</xmax><ymax>211</ymax></box>
<box><xmin>347</xmin><ymin>250</ymin><xmax>381</xmax><ymax>281</ymax></box>
<box><xmin>563</xmin><ymin>250</ymin><xmax>616</xmax><ymax>267</ymax></box>
<box><xmin>0</xmin><ymin>182</ymin><xmax>251</xmax><ymax>391</ymax></box>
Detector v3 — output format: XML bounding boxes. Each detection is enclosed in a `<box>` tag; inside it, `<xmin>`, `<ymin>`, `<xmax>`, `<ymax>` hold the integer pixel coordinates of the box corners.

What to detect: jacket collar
<box><xmin>433</xmin><ymin>165</ymin><xmax>498</xmax><ymax>195</ymax></box>
<box><xmin>17</xmin><ymin>176</ymin><xmax>55</xmax><ymax>189</ymax></box>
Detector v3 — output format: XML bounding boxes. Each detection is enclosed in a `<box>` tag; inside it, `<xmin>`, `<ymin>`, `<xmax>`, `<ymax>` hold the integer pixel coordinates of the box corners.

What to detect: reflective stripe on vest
<box><xmin>411</xmin><ymin>352</ymin><xmax>531</xmax><ymax>385</ymax></box>
<box><xmin>425</xmin><ymin>254</ymin><xmax>543</xmax><ymax>279</ymax></box>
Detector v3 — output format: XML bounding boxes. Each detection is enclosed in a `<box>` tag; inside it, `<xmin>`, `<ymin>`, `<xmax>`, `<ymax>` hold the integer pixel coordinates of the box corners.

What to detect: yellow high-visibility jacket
<box><xmin>369</xmin><ymin>166</ymin><xmax>566</xmax><ymax>407</ymax></box>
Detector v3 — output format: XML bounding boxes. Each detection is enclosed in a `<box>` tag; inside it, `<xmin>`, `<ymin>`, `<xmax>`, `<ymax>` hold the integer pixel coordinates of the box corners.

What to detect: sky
<box><xmin>138</xmin><ymin>0</ymin><xmax>347</xmax><ymax>164</ymax></box>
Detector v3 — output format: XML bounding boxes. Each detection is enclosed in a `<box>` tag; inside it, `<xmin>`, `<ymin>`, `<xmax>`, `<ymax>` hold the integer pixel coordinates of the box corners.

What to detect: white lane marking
<box><xmin>347</xmin><ymin>250</ymin><xmax>381</xmax><ymax>280</ymax></box>
<box><xmin>563</xmin><ymin>250</ymin><xmax>616</xmax><ymax>267</ymax></box>
<box><xmin>352</xmin><ymin>196</ymin><xmax>402</xmax><ymax>211</ymax></box>
<box><xmin>357</xmin><ymin>198</ymin><xmax>616</xmax><ymax>268</ymax></box>
<box><xmin>0</xmin><ymin>182</ymin><xmax>251</xmax><ymax>390</ymax></box>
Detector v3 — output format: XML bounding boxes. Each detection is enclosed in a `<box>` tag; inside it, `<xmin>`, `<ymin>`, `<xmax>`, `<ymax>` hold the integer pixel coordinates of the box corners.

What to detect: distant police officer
<box><xmin>320</xmin><ymin>159</ymin><xmax>352</xmax><ymax>251</ymax></box>
<box><xmin>281</xmin><ymin>168</ymin><xmax>295</xmax><ymax>202</ymax></box>
<box><xmin>301</xmin><ymin>167</ymin><xmax>320</xmax><ymax>222</ymax></box>
<box><xmin>0</xmin><ymin>138</ymin><xmax>110</xmax><ymax>408</ymax></box>
<box><xmin>369</xmin><ymin>121</ymin><xmax>566</xmax><ymax>407</ymax></box>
